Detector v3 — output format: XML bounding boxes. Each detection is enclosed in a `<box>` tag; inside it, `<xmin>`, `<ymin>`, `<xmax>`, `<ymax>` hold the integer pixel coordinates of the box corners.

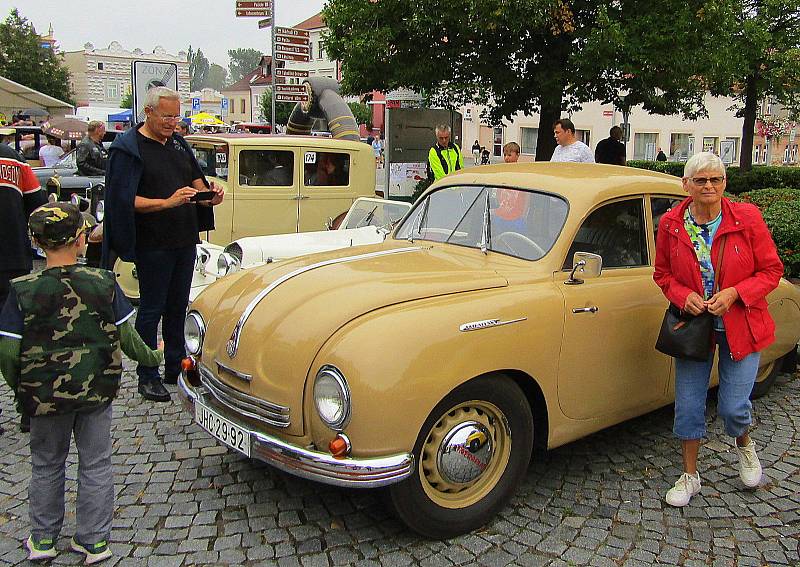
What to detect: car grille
<box><xmin>198</xmin><ymin>363</ymin><xmax>290</xmax><ymax>428</ymax></box>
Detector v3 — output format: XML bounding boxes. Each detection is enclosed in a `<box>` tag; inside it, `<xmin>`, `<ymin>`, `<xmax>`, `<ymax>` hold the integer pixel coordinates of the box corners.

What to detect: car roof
<box><xmin>436</xmin><ymin>162</ymin><xmax>685</xmax><ymax>205</ymax></box>
<box><xmin>186</xmin><ymin>133</ymin><xmax>367</xmax><ymax>150</ymax></box>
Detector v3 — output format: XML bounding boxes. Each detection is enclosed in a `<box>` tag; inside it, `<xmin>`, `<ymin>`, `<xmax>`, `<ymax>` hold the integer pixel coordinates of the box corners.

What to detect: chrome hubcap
<box><xmin>436</xmin><ymin>421</ymin><xmax>493</xmax><ymax>484</ymax></box>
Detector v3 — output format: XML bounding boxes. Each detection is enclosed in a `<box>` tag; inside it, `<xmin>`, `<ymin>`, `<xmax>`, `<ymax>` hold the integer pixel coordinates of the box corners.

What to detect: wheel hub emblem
<box><xmin>437</xmin><ymin>421</ymin><xmax>493</xmax><ymax>484</ymax></box>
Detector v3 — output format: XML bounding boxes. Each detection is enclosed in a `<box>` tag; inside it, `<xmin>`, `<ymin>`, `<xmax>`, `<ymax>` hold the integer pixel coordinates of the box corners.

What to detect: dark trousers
<box><xmin>134</xmin><ymin>245</ymin><xmax>195</xmax><ymax>385</ymax></box>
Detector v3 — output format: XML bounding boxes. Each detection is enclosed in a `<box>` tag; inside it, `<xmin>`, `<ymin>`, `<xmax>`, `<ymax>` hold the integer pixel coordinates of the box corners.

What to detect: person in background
<box><xmin>427</xmin><ymin>125</ymin><xmax>463</xmax><ymax>181</ymax></box>
<box><xmin>472</xmin><ymin>139</ymin><xmax>481</xmax><ymax>165</ymax></box>
<box><xmin>174</xmin><ymin>121</ymin><xmax>190</xmax><ymax>137</ymax></box>
<box><xmin>653</xmin><ymin>152</ymin><xmax>783</xmax><ymax>507</ymax></box>
<box><xmin>657</xmin><ymin>147</ymin><xmax>668</xmax><ymax>161</ymax></box>
<box><xmin>551</xmin><ymin>118</ymin><xmax>594</xmax><ymax>163</ymax></box>
<box><xmin>39</xmin><ymin>135</ymin><xmax>64</xmax><ymax>167</ymax></box>
<box><xmin>0</xmin><ymin>202</ymin><xmax>162</xmax><ymax>564</ymax></box>
<box><xmin>503</xmin><ymin>141</ymin><xmax>520</xmax><ymax>163</ymax></box>
<box><xmin>481</xmin><ymin>146</ymin><xmax>490</xmax><ymax>165</ymax></box>
<box><xmin>76</xmin><ymin>121</ymin><xmax>108</xmax><ymax>176</ymax></box>
<box><xmin>594</xmin><ymin>126</ymin><xmax>626</xmax><ymax>165</ymax></box>
<box><xmin>372</xmin><ymin>135</ymin><xmax>383</xmax><ymax>168</ymax></box>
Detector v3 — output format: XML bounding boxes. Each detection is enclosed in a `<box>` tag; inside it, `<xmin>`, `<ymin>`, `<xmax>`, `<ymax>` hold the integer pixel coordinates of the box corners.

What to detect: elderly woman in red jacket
<box><xmin>653</xmin><ymin>152</ymin><xmax>783</xmax><ymax>507</ymax></box>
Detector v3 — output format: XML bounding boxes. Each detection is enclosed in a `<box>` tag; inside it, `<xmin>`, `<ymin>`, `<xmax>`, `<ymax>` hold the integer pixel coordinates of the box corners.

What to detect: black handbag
<box><xmin>655</xmin><ymin>235</ymin><xmax>727</xmax><ymax>362</ymax></box>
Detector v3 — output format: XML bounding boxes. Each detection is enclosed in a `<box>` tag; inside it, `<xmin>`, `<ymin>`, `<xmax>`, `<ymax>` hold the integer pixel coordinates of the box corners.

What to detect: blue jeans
<box><xmin>134</xmin><ymin>245</ymin><xmax>196</xmax><ymax>385</ymax></box>
<box><xmin>673</xmin><ymin>332</ymin><xmax>760</xmax><ymax>440</ymax></box>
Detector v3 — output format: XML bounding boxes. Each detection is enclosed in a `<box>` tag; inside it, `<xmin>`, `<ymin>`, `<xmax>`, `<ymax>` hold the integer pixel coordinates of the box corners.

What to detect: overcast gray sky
<box><xmin>0</xmin><ymin>0</ymin><xmax>326</xmax><ymax>68</ymax></box>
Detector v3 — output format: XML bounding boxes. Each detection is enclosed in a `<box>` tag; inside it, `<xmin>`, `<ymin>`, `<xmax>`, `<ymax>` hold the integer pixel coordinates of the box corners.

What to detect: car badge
<box><xmin>458</xmin><ymin>317</ymin><xmax>526</xmax><ymax>332</ymax></box>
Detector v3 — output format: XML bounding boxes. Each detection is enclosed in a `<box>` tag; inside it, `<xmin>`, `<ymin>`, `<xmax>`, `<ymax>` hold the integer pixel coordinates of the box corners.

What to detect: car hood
<box><xmin>194</xmin><ymin>241</ymin><xmax>508</xmax><ymax>434</ymax></box>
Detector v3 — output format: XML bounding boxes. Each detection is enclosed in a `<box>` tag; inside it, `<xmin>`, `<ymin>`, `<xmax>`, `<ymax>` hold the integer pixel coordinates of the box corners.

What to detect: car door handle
<box><xmin>291</xmin><ymin>195</ymin><xmax>310</xmax><ymax>200</ymax></box>
<box><xmin>572</xmin><ymin>306</ymin><xmax>599</xmax><ymax>314</ymax></box>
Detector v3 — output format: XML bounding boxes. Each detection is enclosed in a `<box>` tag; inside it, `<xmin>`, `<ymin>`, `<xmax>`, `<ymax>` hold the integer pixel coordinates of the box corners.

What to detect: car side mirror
<box><xmin>565</xmin><ymin>252</ymin><xmax>603</xmax><ymax>285</ymax></box>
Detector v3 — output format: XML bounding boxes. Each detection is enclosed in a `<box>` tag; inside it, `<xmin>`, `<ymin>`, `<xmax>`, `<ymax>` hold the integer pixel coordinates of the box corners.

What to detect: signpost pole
<box><xmin>271</xmin><ymin>0</ymin><xmax>276</xmax><ymax>130</ymax></box>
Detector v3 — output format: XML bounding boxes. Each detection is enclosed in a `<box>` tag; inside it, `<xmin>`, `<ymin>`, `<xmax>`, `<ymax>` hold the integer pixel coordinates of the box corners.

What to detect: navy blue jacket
<box><xmin>101</xmin><ymin>124</ymin><xmax>214</xmax><ymax>267</ymax></box>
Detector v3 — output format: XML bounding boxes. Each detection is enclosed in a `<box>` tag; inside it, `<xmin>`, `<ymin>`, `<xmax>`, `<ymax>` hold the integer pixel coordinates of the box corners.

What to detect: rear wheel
<box><xmin>389</xmin><ymin>375</ymin><xmax>533</xmax><ymax>539</ymax></box>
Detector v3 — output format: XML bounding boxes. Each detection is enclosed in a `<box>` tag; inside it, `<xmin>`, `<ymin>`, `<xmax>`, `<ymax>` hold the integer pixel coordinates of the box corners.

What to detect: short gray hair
<box><xmin>683</xmin><ymin>152</ymin><xmax>725</xmax><ymax>179</ymax></box>
<box><xmin>435</xmin><ymin>124</ymin><xmax>451</xmax><ymax>135</ymax></box>
<box><xmin>144</xmin><ymin>86</ymin><xmax>180</xmax><ymax>110</ymax></box>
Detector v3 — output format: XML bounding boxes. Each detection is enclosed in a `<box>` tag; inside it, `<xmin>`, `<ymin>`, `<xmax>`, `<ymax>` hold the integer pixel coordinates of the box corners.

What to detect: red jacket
<box><xmin>653</xmin><ymin>197</ymin><xmax>784</xmax><ymax>361</ymax></box>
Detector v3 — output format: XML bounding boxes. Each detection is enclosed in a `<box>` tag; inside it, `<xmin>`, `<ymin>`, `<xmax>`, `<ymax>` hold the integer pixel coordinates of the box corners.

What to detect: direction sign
<box><xmin>275</xmin><ymin>68</ymin><xmax>309</xmax><ymax>78</ymax></box>
<box><xmin>236</xmin><ymin>8</ymin><xmax>270</xmax><ymax>16</ymax></box>
<box><xmin>275</xmin><ymin>85</ymin><xmax>307</xmax><ymax>94</ymax></box>
<box><xmin>258</xmin><ymin>17</ymin><xmax>272</xmax><ymax>28</ymax></box>
<box><xmin>275</xmin><ymin>44</ymin><xmax>310</xmax><ymax>56</ymax></box>
<box><xmin>276</xmin><ymin>93</ymin><xmax>310</xmax><ymax>103</ymax></box>
<box><xmin>273</xmin><ymin>52</ymin><xmax>310</xmax><ymax>62</ymax></box>
<box><xmin>236</xmin><ymin>0</ymin><xmax>271</xmax><ymax>7</ymax></box>
<box><xmin>275</xmin><ymin>26</ymin><xmax>309</xmax><ymax>38</ymax></box>
<box><xmin>276</xmin><ymin>34</ymin><xmax>308</xmax><ymax>46</ymax></box>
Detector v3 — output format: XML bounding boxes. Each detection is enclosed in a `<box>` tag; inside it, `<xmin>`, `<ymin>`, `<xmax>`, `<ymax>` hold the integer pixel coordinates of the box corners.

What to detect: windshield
<box><xmin>395</xmin><ymin>185</ymin><xmax>568</xmax><ymax>261</ymax></box>
<box><xmin>55</xmin><ymin>150</ymin><xmax>77</xmax><ymax>169</ymax></box>
<box><xmin>342</xmin><ymin>199</ymin><xmax>411</xmax><ymax>230</ymax></box>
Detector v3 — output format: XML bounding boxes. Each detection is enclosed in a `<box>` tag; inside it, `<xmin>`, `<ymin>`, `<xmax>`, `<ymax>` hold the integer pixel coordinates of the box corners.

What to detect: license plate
<box><xmin>195</xmin><ymin>401</ymin><xmax>251</xmax><ymax>457</ymax></box>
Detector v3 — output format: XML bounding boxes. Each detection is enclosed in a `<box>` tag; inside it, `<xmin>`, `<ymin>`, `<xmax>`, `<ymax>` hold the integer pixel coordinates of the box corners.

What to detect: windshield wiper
<box><xmin>355</xmin><ymin>206</ymin><xmax>377</xmax><ymax>228</ymax></box>
<box><xmin>408</xmin><ymin>197</ymin><xmax>430</xmax><ymax>243</ymax></box>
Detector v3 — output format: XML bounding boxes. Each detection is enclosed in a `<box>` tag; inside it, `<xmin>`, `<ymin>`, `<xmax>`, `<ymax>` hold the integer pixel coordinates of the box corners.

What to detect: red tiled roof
<box><xmin>294</xmin><ymin>12</ymin><xmax>325</xmax><ymax>30</ymax></box>
<box><xmin>222</xmin><ymin>56</ymin><xmax>273</xmax><ymax>93</ymax></box>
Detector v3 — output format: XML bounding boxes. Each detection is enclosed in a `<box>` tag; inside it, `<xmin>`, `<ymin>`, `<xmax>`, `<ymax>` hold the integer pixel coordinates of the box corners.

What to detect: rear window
<box><xmin>190</xmin><ymin>142</ymin><xmax>229</xmax><ymax>180</ymax></box>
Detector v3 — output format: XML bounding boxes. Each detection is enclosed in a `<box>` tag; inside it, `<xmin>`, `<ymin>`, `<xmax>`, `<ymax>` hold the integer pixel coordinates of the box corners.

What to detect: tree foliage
<box><xmin>322</xmin><ymin>1</ymin><xmax>730</xmax><ymax>160</ymax></box>
<box><xmin>0</xmin><ymin>9</ymin><xmax>72</xmax><ymax>104</ymax></box>
<box><xmin>228</xmin><ymin>48</ymin><xmax>262</xmax><ymax>83</ymax></box>
<box><xmin>120</xmin><ymin>88</ymin><xmax>132</xmax><ymax>109</ymax></box>
<box><xmin>348</xmin><ymin>101</ymin><xmax>372</xmax><ymax>127</ymax></box>
<box><xmin>206</xmin><ymin>64</ymin><xmax>228</xmax><ymax>91</ymax></box>
<box><xmin>188</xmin><ymin>46</ymin><xmax>210</xmax><ymax>92</ymax></box>
<box><xmin>259</xmin><ymin>89</ymin><xmax>295</xmax><ymax>125</ymax></box>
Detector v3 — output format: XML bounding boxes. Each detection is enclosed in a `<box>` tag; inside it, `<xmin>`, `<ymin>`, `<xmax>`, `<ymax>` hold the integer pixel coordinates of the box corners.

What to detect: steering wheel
<box><xmin>494</xmin><ymin>232</ymin><xmax>545</xmax><ymax>258</ymax></box>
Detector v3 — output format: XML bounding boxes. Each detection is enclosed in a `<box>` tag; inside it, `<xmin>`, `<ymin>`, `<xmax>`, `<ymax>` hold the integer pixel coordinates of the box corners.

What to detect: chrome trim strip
<box><xmin>198</xmin><ymin>364</ymin><xmax>290</xmax><ymax>428</ymax></box>
<box><xmin>459</xmin><ymin>317</ymin><xmax>527</xmax><ymax>332</ymax></box>
<box><xmin>179</xmin><ymin>374</ymin><xmax>414</xmax><ymax>488</ymax></box>
<box><xmin>226</xmin><ymin>246</ymin><xmax>422</xmax><ymax>358</ymax></box>
<box><xmin>215</xmin><ymin>358</ymin><xmax>252</xmax><ymax>382</ymax></box>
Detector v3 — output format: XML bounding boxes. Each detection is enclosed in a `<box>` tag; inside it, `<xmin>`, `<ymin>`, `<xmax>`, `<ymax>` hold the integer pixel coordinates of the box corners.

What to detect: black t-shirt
<box><xmin>595</xmin><ymin>137</ymin><xmax>626</xmax><ymax>165</ymax></box>
<box><xmin>135</xmin><ymin>132</ymin><xmax>204</xmax><ymax>250</ymax></box>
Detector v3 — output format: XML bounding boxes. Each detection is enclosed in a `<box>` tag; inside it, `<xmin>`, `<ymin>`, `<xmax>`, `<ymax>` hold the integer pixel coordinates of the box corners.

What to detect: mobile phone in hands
<box><xmin>190</xmin><ymin>190</ymin><xmax>216</xmax><ymax>202</ymax></box>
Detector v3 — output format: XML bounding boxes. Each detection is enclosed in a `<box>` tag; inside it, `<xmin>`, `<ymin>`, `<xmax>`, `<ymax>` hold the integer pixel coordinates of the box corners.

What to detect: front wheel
<box><xmin>389</xmin><ymin>375</ymin><xmax>533</xmax><ymax>539</ymax></box>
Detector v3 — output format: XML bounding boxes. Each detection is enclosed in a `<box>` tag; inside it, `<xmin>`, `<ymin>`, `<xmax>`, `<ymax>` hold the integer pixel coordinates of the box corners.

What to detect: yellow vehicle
<box><xmin>179</xmin><ymin>163</ymin><xmax>800</xmax><ymax>538</ymax></box>
<box><xmin>114</xmin><ymin>134</ymin><xmax>376</xmax><ymax>298</ymax></box>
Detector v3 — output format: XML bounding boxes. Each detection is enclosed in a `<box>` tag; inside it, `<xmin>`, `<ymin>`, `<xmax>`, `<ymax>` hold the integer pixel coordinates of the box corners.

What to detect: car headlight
<box><xmin>314</xmin><ymin>365</ymin><xmax>351</xmax><ymax>430</ymax></box>
<box><xmin>184</xmin><ymin>311</ymin><xmax>205</xmax><ymax>355</ymax></box>
<box><xmin>195</xmin><ymin>246</ymin><xmax>211</xmax><ymax>271</ymax></box>
<box><xmin>217</xmin><ymin>252</ymin><xmax>240</xmax><ymax>276</ymax></box>
<box><xmin>95</xmin><ymin>200</ymin><xmax>104</xmax><ymax>222</ymax></box>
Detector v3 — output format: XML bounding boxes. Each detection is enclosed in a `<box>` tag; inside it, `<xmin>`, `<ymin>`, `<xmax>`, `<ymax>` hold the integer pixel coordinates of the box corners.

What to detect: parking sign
<box><xmin>221</xmin><ymin>98</ymin><xmax>228</xmax><ymax>110</ymax></box>
<box><xmin>192</xmin><ymin>98</ymin><xmax>201</xmax><ymax>111</ymax></box>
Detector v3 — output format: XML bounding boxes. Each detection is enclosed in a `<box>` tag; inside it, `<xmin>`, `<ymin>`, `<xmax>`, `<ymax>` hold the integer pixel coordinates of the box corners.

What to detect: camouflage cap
<box><xmin>29</xmin><ymin>202</ymin><xmax>89</xmax><ymax>247</ymax></box>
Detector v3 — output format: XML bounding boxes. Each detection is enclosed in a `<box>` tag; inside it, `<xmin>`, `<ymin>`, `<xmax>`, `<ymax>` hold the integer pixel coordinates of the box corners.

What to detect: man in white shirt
<box><xmin>550</xmin><ymin>118</ymin><xmax>594</xmax><ymax>163</ymax></box>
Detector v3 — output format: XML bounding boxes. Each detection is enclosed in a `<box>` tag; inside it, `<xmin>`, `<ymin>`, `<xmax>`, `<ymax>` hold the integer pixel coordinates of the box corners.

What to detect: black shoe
<box><xmin>138</xmin><ymin>381</ymin><xmax>171</xmax><ymax>402</ymax></box>
<box><xmin>20</xmin><ymin>413</ymin><xmax>30</xmax><ymax>433</ymax></box>
<box><xmin>162</xmin><ymin>374</ymin><xmax>178</xmax><ymax>385</ymax></box>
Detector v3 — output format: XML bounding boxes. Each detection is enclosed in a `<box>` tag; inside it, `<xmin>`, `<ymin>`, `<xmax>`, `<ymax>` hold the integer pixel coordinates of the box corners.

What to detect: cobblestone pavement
<box><xmin>1</xmin><ymin>359</ymin><xmax>798</xmax><ymax>567</ymax></box>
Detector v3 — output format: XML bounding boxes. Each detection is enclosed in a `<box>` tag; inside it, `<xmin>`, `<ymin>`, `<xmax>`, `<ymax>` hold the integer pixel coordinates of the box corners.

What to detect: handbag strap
<box><xmin>712</xmin><ymin>234</ymin><xmax>727</xmax><ymax>294</ymax></box>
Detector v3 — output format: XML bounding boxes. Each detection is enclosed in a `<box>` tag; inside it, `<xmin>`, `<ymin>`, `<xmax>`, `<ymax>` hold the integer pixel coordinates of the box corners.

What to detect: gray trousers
<box><xmin>29</xmin><ymin>403</ymin><xmax>113</xmax><ymax>543</ymax></box>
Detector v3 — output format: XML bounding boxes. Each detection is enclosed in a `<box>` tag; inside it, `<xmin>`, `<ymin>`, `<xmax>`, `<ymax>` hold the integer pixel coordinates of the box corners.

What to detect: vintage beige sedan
<box><xmin>179</xmin><ymin>163</ymin><xmax>800</xmax><ymax>538</ymax></box>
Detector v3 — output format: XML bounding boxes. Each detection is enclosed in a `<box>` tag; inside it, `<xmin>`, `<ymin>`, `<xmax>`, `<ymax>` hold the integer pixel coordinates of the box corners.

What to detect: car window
<box><xmin>304</xmin><ymin>151</ymin><xmax>350</xmax><ymax>186</ymax></box>
<box><xmin>564</xmin><ymin>198</ymin><xmax>648</xmax><ymax>269</ymax></box>
<box><xmin>190</xmin><ymin>142</ymin><xmax>228</xmax><ymax>180</ymax></box>
<box><xmin>395</xmin><ymin>185</ymin><xmax>568</xmax><ymax>261</ymax></box>
<box><xmin>651</xmin><ymin>196</ymin><xmax>682</xmax><ymax>243</ymax></box>
<box><xmin>55</xmin><ymin>150</ymin><xmax>77</xmax><ymax>169</ymax></box>
<box><xmin>238</xmin><ymin>150</ymin><xmax>294</xmax><ymax>187</ymax></box>
<box><xmin>343</xmin><ymin>200</ymin><xmax>411</xmax><ymax>230</ymax></box>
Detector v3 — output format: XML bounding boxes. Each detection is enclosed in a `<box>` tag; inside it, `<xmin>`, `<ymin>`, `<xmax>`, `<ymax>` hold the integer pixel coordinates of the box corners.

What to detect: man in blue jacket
<box><xmin>102</xmin><ymin>87</ymin><xmax>224</xmax><ymax>402</ymax></box>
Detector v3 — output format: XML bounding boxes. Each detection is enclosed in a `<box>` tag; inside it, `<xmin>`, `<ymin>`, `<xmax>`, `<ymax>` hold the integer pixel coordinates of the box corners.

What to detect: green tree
<box><xmin>259</xmin><ymin>89</ymin><xmax>295</xmax><ymax>125</ymax></box>
<box><xmin>0</xmin><ymin>8</ymin><xmax>72</xmax><ymax>103</ymax></box>
<box><xmin>206</xmin><ymin>63</ymin><xmax>228</xmax><ymax>91</ymax></box>
<box><xmin>187</xmin><ymin>46</ymin><xmax>210</xmax><ymax>91</ymax></box>
<box><xmin>703</xmin><ymin>0</ymin><xmax>800</xmax><ymax>171</ymax></box>
<box><xmin>120</xmin><ymin>88</ymin><xmax>132</xmax><ymax>109</ymax></box>
<box><xmin>228</xmin><ymin>48</ymin><xmax>262</xmax><ymax>83</ymax></box>
<box><xmin>323</xmin><ymin>1</ymin><xmax>717</xmax><ymax>160</ymax></box>
<box><xmin>348</xmin><ymin>101</ymin><xmax>372</xmax><ymax>127</ymax></box>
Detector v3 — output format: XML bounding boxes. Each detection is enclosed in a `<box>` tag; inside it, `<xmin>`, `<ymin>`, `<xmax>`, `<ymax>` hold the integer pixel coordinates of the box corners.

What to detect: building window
<box><xmin>576</xmin><ymin>129</ymin><xmax>591</xmax><ymax>147</ymax></box>
<box><xmin>106</xmin><ymin>81</ymin><xmax>118</xmax><ymax>99</ymax></box>
<box><xmin>520</xmin><ymin>128</ymin><xmax>538</xmax><ymax>155</ymax></box>
<box><xmin>97</xmin><ymin>62</ymin><xmax>104</xmax><ymax>71</ymax></box>
<box><xmin>702</xmin><ymin>137</ymin><xmax>719</xmax><ymax>154</ymax></box>
<box><xmin>670</xmin><ymin>133</ymin><xmax>691</xmax><ymax>161</ymax></box>
<box><xmin>319</xmin><ymin>45</ymin><xmax>326</xmax><ymax>60</ymax></box>
<box><xmin>240</xmin><ymin>98</ymin><xmax>245</xmax><ymax>114</ymax></box>
<box><xmin>633</xmin><ymin>133</ymin><xmax>658</xmax><ymax>160</ymax></box>
<box><xmin>753</xmin><ymin>145</ymin><xmax>762</xmax><ymax>164</ymax></box>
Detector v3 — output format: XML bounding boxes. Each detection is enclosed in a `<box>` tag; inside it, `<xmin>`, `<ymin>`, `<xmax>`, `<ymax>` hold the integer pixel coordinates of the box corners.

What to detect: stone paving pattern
<box><xmin>1</xmin><ymin>356</ymin><xmax>798</xmax><ymax>566</ymax></box>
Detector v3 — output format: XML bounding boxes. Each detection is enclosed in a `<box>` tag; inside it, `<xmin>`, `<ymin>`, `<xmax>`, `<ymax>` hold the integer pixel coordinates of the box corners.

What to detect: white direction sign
<box><xmin>131</xmin><ymin>60</ymin><xmax>179</xmax><ymax>122</ymax></box>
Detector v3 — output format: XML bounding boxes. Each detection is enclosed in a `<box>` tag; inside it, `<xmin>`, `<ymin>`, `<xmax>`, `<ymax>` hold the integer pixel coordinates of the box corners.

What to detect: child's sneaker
<box><xmin>665</xmin><ymin>472</ymin><xmax>701</xmax><ymax>507</ymax></box>
<box><xmin>70</xmin><ymin>537</ymin><xmax>112</xmax><ymax>565</ymax></box>
<box><xmin>736</xmin><ymin>439</ymin><xmax>763</xmax><ymax>488</ymax></box>
<box><xmin>26</xmin><ymin>535</ymin><xmax>57</xmax><ymax>561</ymax></box>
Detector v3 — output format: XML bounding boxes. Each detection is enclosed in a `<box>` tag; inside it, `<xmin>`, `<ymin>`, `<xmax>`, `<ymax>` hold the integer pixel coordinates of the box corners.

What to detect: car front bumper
<box><xmin>178</xmin><ymin>374</ymin><xmax>415</xmax><ymax>488</ymax></box>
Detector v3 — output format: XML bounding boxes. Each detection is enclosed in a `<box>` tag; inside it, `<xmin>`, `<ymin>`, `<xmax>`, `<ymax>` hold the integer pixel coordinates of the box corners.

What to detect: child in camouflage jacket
<box><xmin>0</xmin><ymin>202</ymin><xmax>163</xmax><ymax>564</ymax></box>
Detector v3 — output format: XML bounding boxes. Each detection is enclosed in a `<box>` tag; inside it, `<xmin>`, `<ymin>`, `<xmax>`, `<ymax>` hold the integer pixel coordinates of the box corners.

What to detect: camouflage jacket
<box><xmin>12</xmin><ymin>266</ymin><xmax>122</xmax><ymax>416</ymax></box>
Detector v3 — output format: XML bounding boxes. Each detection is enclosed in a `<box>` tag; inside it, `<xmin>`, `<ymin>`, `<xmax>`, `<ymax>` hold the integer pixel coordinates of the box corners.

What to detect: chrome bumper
<box><xmin>178</xmin><ymin>374</ymin><xmax>414</xmax><ymax>488</ymax></box>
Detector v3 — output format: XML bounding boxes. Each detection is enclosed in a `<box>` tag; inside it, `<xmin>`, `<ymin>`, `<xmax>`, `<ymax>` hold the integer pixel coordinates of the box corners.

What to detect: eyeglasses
<box><xmin>691</xmin><ymin>176</ymin><xmax>725</xmax><ymax>186</ymax></box>
<box><xmin>150</xmin><ymin>110</ymin><xmax>183</xmax><ymax>122</ymax></box>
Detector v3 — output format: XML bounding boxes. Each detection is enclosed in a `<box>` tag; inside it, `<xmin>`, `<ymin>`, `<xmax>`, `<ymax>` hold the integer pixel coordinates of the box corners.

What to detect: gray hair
<box><xmin>435</xmin><ymin>124</ymin><xmax>451</xmax><ymax>135</ymax></box>
<box><xmin>683</xmin><ymin>152</ymin><xmax>725</xmax><ymax>179</ymax></box>
<box><xmin>144</xmin><ymin>86</ymin><xmax>180</xmax><ymax>110</ymax></box>
<box><xmin>87</xmin><ymin>120</ymin><xmax>104</xmax><ymax>133</ymax></box>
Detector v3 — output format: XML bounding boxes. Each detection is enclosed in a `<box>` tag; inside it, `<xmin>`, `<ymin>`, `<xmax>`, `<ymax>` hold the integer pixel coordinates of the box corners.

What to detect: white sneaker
<box><xmin>736</xmin><ymin>440</ymin><xmax>763</xmax><ymax>488</ymax></box>
<box><xmin>665</xmin><ymin>472</ymin><xmax>701</xmax><ymax>507</ymax></box>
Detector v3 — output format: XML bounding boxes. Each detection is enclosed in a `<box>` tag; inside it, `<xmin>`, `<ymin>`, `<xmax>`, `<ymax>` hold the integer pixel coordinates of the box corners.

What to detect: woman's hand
<box><xmin>706</xmin><ymin>287</ymin><xmax>739</xmax><ymax>316</ymax></box>
<box><xmin>684</xmin><ymin>292</ymin><xmax>706</xmax><ymax>316</ymax></box>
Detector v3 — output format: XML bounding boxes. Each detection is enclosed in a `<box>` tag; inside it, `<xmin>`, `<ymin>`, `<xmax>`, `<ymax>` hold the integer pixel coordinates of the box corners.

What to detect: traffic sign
<box><xmin>221</xmin><ymin>98</ymin><xmax>228</xmax><ymax>110</ymax></box>
<box><xmin>273</xmin><ymin>52</ymin><xmax>310</xmax><ymax>62</ymax></box>
<box><xmin>275</xmin><ymin>68</ymin><xmax>309</xmax><ymax>78</ymax></box>
<box><xmin>236</xmin><ymin>0</ymin><xmax>271</xmax><ymax>7</ymax></box>
<box><xmin>275</xmin><ymin>85</ymin><xmax>307</xmax><ymax>94</ymax></box>
<box><xmin>192</xmin><ymin>97</ymin><xmax>200</xmax><ymax>111</ymax></box>
<box><xmin>258</xmin><ymin>17</ymin><xmax>272</xmax><ymax>28</ymax></box>
<box><xmin>275</xmin><ymin>44</ymin><xmax>310</xmax><ymax>56</ymax></box>
<box><xmin>275</xmin><ymin>26</ymin><xmax>309</xmax><ymax>38</ymax></box>
<box><xmin>236</xmin><ymin>8</ymin><xmax>270</xmax><ymax>16</ymax></box>
<box><xmin>276</xmin><ymin>93</ymin><xmax>310</xmax><ymax>103</ymax></box>
<box><xmin>276</xmin><ymin>34</ymin><xmax>309</xmax><ymax>46</ymax></box>
<box><xmin>131</xmin><ymin>60</ymin><xmax>179</xmax><ymax>122</ymax></box>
